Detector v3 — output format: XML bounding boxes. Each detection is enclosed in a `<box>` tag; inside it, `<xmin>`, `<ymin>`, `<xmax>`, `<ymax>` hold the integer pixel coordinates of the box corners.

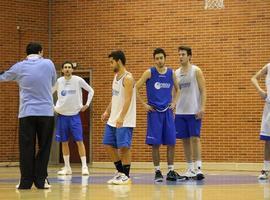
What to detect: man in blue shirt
<box><xmin>0</xmin><ymin>42</ymin><xmax>57</xmax><ymax>189</ymax></box>
<box><xmin>136</xmin><ymin>48</ymin><xmax>184</xmax><ymax>182</ymax></box>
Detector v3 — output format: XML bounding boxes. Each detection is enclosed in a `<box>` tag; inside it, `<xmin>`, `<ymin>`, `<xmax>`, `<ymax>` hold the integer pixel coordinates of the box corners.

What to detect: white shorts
<box><xmin>260</xmin><ymin>102</ymin><xmax>270</xmax><ymax>140</ymax></box>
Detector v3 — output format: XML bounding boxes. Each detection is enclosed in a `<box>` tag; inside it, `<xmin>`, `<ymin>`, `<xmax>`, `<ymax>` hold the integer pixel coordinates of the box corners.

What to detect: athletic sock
<box><xmin>63</xmin><ymin>155</ymin><xmax>71</xmax><ymax>169</ymax></box>
<box><xmin>123</xmin><ymin>164</ymin><xmax>131</xmax><ymax>177</ymax></box>
<box><xmin>81</xmin><ymin>156</ymin><xmax>87</xmax><ymax>168</ymax></box>
<box><xmin>263</xmin><ymin>160</ymin><xmax>270</xmax><ymax>171</ymax></box>
<box><xmin>168</xmin><ymin>165</ymin><xmax>174</xmax><ymax>172</ymax></box>
<box><xmin>114</xmin><ymin>160</ymin><xmax>124</xmax><ymax>173</ymax></box>
<box><xmin>154</xmin><ymin>165</ymin><xmax>161</xmax><ymax>172</ymax></box>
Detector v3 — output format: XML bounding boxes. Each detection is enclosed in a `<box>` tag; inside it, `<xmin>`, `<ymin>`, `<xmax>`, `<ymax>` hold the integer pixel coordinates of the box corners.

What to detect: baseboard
<box><xmin>0</xmin><ymin>162</ymin><xmax>19</xmax><ymax>167</ymax></box>
<box><xmin>91</xmin><ymin>162</ymin><xmax>262</xmax><ymax>171</ymax></box>
<box><xmin>0</xmin><ymin>161</ymin><xmax>262</xmax><ymax>171</ymax></box>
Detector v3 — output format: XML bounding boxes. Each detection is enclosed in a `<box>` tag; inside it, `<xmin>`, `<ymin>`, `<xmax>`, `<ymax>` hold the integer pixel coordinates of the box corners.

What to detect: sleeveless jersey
<box><xmin>107</xmin><ymin>72</ymin><xmax>136</xmax><ymax>127</ymax></box>
<box><xmin>175</xmin><ymin>65</ymin><xmax>201</xmax><ymax>114</ymax></box>
<box><xmin>146</xmin><ymin>67</ymin><xmax>174</xmax><ymax>110</ymax></box>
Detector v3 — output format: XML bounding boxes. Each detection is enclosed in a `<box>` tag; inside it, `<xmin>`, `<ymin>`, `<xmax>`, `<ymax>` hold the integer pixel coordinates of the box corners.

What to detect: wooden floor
<box><xmin>0</xmin><ymin>166</ymin><xmax>269</xmax><ymax>200</ymax></box>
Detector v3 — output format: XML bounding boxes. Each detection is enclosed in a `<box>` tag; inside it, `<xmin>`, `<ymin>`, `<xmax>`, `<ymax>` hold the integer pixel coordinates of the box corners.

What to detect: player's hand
<box><xmin>101</xmin><ymin>111</ymin><xmax>109</xmax><ymax>122</ymax></box>
<box><xmin>53</xmin><ymin>106</ymin><xmax>58</xmax><ymax>115</ymax></box>
<box><xmin>116</xmin><ymin>117</ymin><xmax>124</xmax><ymax>128</ymax></box>
<box><xmin>80</xmin><ymin>105</ymin><xmax>89</xmax><ymax>112</ymax></box>
<box><xmin>144</xmin><ymin>103</ymin><xmax>154</xmax><ymax>112</ymax></box>
<box><xmin>169</xmin><ymin>102</ymin><xmax>176</xmax><ymax>110</ymax></box>
<box><xmin>195</xmin><ymin>110</ymin><xmax>205</xmax><ymax>119</ymax></box>
<box><xmin>259</xmin><ymin>90</ymin><xmax>267</xmax><ymax>100</ymax></box>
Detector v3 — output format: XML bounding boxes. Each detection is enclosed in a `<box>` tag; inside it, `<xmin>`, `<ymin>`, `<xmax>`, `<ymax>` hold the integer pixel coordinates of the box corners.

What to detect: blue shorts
<box><xmin>146</xmin><ymin>109</ymin><xmax>176</xmax><ymax>145</ymax></box>
<box><xmin>260</xmin><ymin>135</ymin><xmax>270</xmax><ymax>141</ymax></box>
<box><xmin>103</xmin><ymin>124</ymin><xmax>133</xmax><ymax>148</ymax></box>
<box><xmin>175</xmin><ymin>114</ymin><xmax>201</xmax><ymax>139</ymax></box>
<box><xmin>55</xmin><ymin>114</ymin><xmax>83</xmax><ymax>142</ymax></box>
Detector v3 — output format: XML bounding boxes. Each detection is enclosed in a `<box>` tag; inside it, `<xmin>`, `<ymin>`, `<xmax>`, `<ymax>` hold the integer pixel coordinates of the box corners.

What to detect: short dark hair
<box><xmin>153</xmin><ymin>48</ymin><xmax>166</xmax><ymax>58</ymax></box>
<box><xmin>61</xmin><ymin>61</ymin><xmax>74</xmax><ymax>69</ymax></box>
<box><xmin>26</xmin><ymin>42</ymin><xmax>43</xmax><ymax>55</ymax></box>
<box><xmin>108</xmin><ymin>50</ymin><xmax>126</xmax><ymax>65</ymax></box>
<box><xmin>178</xmin><ymin>46</ymin><xmax>192</xmax><ymax>56</ymax></box>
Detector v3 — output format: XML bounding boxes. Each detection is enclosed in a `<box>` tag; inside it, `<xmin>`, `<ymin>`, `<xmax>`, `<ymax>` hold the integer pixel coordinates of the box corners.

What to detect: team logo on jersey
<box><xmin>112</xmin><ymin>89</ymin><xmax>119</xmax><ymax>96</ymax></box>
<box><xmin>179</xmin><ymin>82</ymin><xmax>191</xmax><ymax>89</ymax></box>
<box><xmin>154</xmin><ymin>82</ymin><xmax>171</xmax><ymax>90</ymax></box>
<box><xmin>61</xmin><ymin>90</ymin><xmax>76</xmax><ymax>96</ymax></box>
<box><xmin>61</xmin><ymin>90</ymin><xmax>67</xmax><ymax>96</ymax></box>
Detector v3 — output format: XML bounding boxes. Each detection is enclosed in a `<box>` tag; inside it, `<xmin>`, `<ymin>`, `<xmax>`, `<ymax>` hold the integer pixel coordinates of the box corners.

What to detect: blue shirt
<box><xmin>146</xmin><ymin>67</ymin><xmax>174</xmax><ymax>110</ymax></box>
<box><xmin>0</xmin><ymin>55</ymin><xmax>57</xmax><ymax>118</ymax></box>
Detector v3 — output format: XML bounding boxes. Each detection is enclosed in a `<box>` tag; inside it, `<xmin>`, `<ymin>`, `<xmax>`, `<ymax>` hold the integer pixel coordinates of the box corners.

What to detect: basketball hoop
<box><xmin>205</xmin><ymin>0</ymin><xmax>224</xmax><ymax>9</ymax></box>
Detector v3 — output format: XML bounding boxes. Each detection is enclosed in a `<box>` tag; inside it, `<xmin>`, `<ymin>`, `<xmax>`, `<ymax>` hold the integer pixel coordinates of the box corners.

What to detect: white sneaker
<box><xmin>182</xmin><ymin>169</ymin><xmax>196</xmax><ymax>179</ymax></box>
<box><xmin>82</xmin><ymin>166</ymin><xmax>89</xmax><ymax>176</ymax></box>
<box><xmin>43</xmin><ymin>179</ymin><xmax>51</xmax><ymax>189</ymax></box>
<box><xmin>112</xmin><ymin>173</ymin><xmax>131</xmax><ymax>185</ymax></box>
<box><xmin>57</xmin><ymin>167</ymin><xmax>72</xmax><ymax>175</ymax></box>
<box><xmin>107</xmin><ymin>172</ymin><xmax>121</xmax><ymax>184</ymax></box>
<box><xmin>258</xmin><ymin>170</ymin><xmax>269</xmax><ymax>180</ymax></box>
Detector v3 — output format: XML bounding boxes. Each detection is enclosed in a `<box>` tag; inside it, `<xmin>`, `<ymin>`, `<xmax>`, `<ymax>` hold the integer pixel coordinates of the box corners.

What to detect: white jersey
<box><xmin>261</xmin><ymin>63</ymin><xmax>270</xmax><ymax>137</ymax></box>
<box><xmin>53</xmin><ymin>75</ymin><xmax>94</xmax><ymax>116</ymax></box>
<box><xmin>266</xmin><ymin>63</ymin><xmax>270</xmax><ymax>102</ymax></box>
<box><xmin>107</xmin><ymin>72</ymin><xmax>136</xmax><ymax>127</ymax></box>
<box><xmin>175</xmin><ymin>65</ymin><xmax>201</xmax><ymax>114</ymax></box>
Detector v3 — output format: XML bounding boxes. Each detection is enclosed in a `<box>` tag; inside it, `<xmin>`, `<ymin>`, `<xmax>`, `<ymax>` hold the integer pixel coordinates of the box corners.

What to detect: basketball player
<box><xmin>102</xmin><ymin>50</ymin><xmax>136</xmax><ymax>185</ymax></box>
<box><xmin>0</xmin><ymin>42</ymin><xmax>56</xmax><ymax>189</ymax></box>
<box><xmin>251</xmin><ymin>63</ymin><xmax>270</xmax><ymax>180</ymax></box>
<box><xmin>175</xmin><ymin>46</ymin><xmax>206</xmax><ymax>180</ymax></box>
<box><xmin>53</xmin><ymin>61</ymin><xmax>94</xmax><ymax>176</ymax></box>
<box><xmin>136</xmin><ymin>48</ymin><xmax>183</xmax><ymax>182</ymax></box>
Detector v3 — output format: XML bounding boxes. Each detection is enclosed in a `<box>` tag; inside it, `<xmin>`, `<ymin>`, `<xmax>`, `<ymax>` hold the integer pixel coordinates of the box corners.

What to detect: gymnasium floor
<box><xmin>0</xmin><ymin>166</ymin><xmax>269</xmax><ymax>200</ymax></box>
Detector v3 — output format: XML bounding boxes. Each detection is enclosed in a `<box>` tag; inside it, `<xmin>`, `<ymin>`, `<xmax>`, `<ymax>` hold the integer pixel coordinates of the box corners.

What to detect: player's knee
<box><xmin>76</xmin><ymin>141</ymin><xmax>85</xmax><ymax>147</ymax></box>
<box><xmin>119</xmin><ymin>147</ymin><xmax>129</xmax><ymax>154</ymax></box>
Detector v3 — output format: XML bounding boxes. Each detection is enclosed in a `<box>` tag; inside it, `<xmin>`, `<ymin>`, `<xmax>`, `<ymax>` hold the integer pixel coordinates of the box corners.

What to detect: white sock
<box><xmin>81</xmin><ymin>156</ymin><xmax>87</xmax><ymax>168</ymax></box>
<box><xmin>187</xmin><ymin>162</ymin><xmax>194</xmax><ymax>171</ymax></box>
<box><xmin>63</xmin><ymin>155</ymin><xmax>70</xmax><ymax>168</ymax></box>
<box><xmin>263</xmin><ymin>161</ymin><xmax>270</xmax><ymax>171</ymax></box>
<box><xmin>154</xmin><ymin>165</ymin><xmax>160</xmax><ymax>172</ymax></box>
<box><xmin>168</xmin><ymin>165</ymin><xmax>174</xmax><ymax>172</ymax></box>
<box><xmin>196</xmin><ymin>160</ymin><xmax>202</xmax><ymax>170</ymax></box>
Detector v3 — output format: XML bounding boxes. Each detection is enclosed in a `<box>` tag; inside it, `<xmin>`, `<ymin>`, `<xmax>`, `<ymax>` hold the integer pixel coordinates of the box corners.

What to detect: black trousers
<box><xmin>19</xmin><ymin>116</ymin><xmax>54</xmax><ymax>189</ymax></box>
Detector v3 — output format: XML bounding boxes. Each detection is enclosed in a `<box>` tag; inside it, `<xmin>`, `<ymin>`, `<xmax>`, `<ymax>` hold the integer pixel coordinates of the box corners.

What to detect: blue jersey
<box><xmin>146</xmin><ymin>67</ymin><xmax>174</xmax><ymax>110</ymax></box>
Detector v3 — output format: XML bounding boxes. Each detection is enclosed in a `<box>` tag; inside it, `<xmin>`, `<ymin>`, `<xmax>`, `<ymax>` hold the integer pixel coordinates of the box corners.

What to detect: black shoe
<box><xmin>34</xmin><ymin>178</ymin><xmax>51</xmax><ymax>189</ymax></box>
<box><xmin>16</xmin><ymin>179</ymin><xmax>33</xmax><ymax>189</ymax></box>
<box><xmin>155</xmin><ymin>170</ymin><xmax>163</xmax><ymax>182</ymax></box>
<box><xmin>16</xmin><ymin>183</ymin><xmax>32</xmax><ymax>190</ymax></box>
<box><xmin>195</xmin><ymin>172</ymin><xmax>205</xmax><ymax>180</ymax></box>
<box><xmin>166</xmin><ymin>170</ymin><xmax>186</xmax><ymax>181</ymax></box>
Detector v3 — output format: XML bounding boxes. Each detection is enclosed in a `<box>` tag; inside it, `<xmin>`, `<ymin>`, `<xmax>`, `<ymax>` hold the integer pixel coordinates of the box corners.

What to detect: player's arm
<box><xmin>251</xmin><ymin>64</ymin><xmax>268</xmax><ymax>99</ymax></box>
<box><xmin>0</xmin><ymin>64</ymin><xmax>19</xmax><ymax>82</ymax></box>
<box><xmin>101</xmin><ymin>101</ymin><xmax>112</xmax><ymax>122</ymax></box>
<box><xmin>52</xmin><ymin>80</ymin><xmax>58</xmax><ymax>94</ymax></box>
<box><xmin>196</xmin><ymin>67</ymin><xmax>206</xmax><ymax>119</ymax></box>
<box><xmin>50</xmin><ymin>60</ymin><xmax>57</xmax><ymax>86</ymax></box>
<box><xmin>135</xmin><ymin>69</ymin><xmax>154</xmax><ymax>111</ymax></box>
<box><xmin>116</xmin><ymin>74</ymin><xmax>134</xmax><ymax>128</ymax></box>
<box><xmin>80</xmin><ymin>78</ymin><xmax>94</xmax><ymax>112</ymax></box>
<box><xmin>170</xmin><ymin>71</ymin><xmax>180</xmax><ymax>110</ymax></box>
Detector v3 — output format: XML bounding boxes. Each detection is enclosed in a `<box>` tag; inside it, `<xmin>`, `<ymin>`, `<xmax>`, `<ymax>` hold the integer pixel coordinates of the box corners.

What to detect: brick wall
<box><xmin>1</xmin><ymin>0</ymin><xmax>270</xmax><ymax>163</ymax></box>
<box><xmin>0</xmin><ymin>0</ymin><xmax>49</xmax><ymax>162</ymax></box>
